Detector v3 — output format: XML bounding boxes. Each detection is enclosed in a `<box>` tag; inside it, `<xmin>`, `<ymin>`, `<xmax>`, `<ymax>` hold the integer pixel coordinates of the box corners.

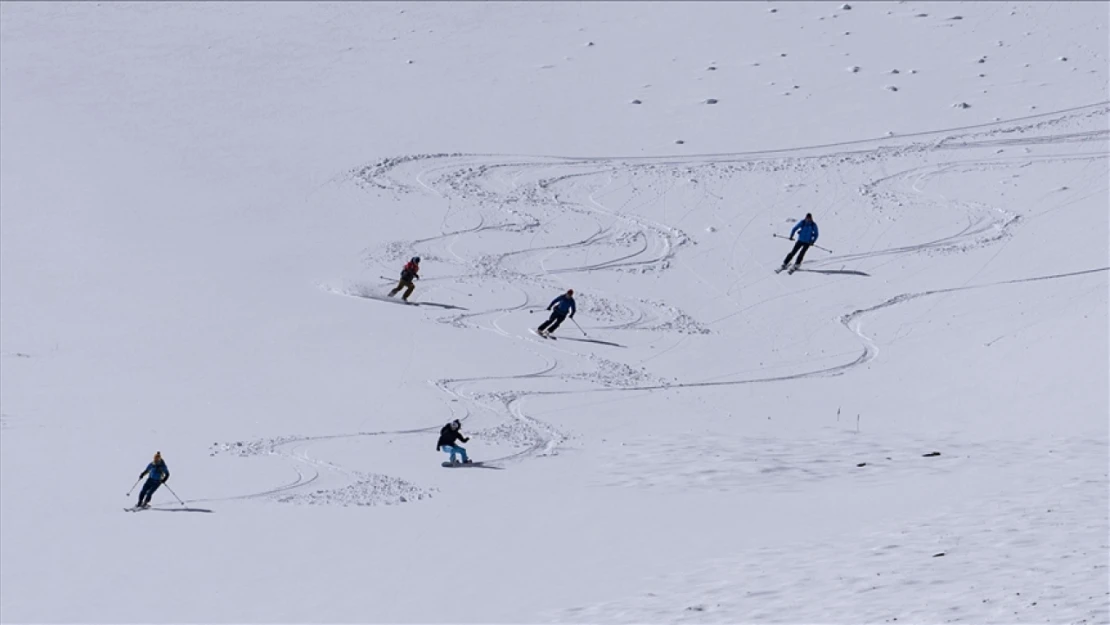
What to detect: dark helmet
<box><xmin>804</xmin><ymin>213</ymin><xmax>813</xmax><ymax>220</ymax></box>
<box><xmin>411</xmin><ymin>256</ymin><xmax>421</xmax><ymax>264</ymax></box>
<box><xmin>566</xmin><ymin>289</ymin><xmax>574</xmax><ymax>296</ymax></box>
<box><xmin>451</xmin><ymin>419</ymin><xmax>461</xmax><ymax>430</ymax></box>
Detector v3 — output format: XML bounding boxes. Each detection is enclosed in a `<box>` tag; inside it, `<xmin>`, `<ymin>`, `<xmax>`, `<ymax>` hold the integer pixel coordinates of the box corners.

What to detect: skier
<box><xmin>135</xmin><ymin>451</ymin><xmax>169</xmax><ymax>509</ymax></box>
<box><xmin>388</xmin><ymin>256</ymin><xmax>420</xmax><ymax>302</ymax></box>
<box><xmin>537</xmin><ymin>289</ymin><xmax>576</xmax><ymax>337</ymax></box>
<box><xmin>436</xmin><ymin>419</ymin><xmax>471</xmax><ymax>464</ymax></box>
<box><xmin>780</xmin><ymin>213</ymin><xmax>819</xmax><ymax>272</ymax></box>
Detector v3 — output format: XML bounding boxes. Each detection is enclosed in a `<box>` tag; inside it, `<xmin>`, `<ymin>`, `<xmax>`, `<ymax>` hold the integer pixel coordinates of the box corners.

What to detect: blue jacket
<box><xmin>142</xmin><ymin>461</ymin><xmax>169</xmax><ymax>482</ymax></box>
<box><xmin>791</xmin><ymin>219</ymin><xmax>819</xmax><ymax>244</ymax></box>
<box><xmin>549</xmin><ymin>294</ymin><xmax>576</xmax><ymax>316</ymax></box>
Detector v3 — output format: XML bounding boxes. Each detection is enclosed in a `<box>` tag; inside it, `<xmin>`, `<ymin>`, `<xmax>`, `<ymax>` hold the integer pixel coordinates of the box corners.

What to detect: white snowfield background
<box><xmin>1</xmin><ymin>1</ymin><xmax>1107</xmax><ymax>623</ymax></box>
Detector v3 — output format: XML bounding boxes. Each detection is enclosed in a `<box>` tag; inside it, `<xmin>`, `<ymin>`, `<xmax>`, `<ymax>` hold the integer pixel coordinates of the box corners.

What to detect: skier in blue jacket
<box><xmin>781</xmin><ymin>213</ymin><xmax>819</xmax><ymax>271</ymax></box>
<box><xmin>537</xmin><ymin>289</ymin><xmax>576</xmax><ymax>337</ymax></box>
<box><xmin>135</xmin><ymin>452</ymin><xmax>169</xmax><ymax>508</ymax></box>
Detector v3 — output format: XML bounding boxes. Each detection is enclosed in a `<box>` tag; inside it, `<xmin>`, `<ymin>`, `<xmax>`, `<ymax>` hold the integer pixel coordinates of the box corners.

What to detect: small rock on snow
<box><xmin>675</xmin><ymin>139</ymin><xmax>685</xmax><ymax>145</ymax></box>
<box><xmin>1058</xmin><ymin>56</ymin><xmax>1068</xmax><ymax>61</ymax></box>
<box><xmin>849</xmin><ymin>65</ymin><xmax>861</xmax><ymax>73</ymax></box>
<box><xmin>704</xmin><ymin>98</ymin><xmax>719</xmax><ymax>104</ymax></box>
<box><xmin>769</xmin><ymin>7</ymin><xmax>777</xmax><ymax>13</ymax></box>
<box><xmin>922</xmin><ymin>451</ymin><xmax>941</xmax><ymax>457</ymax></box>
<box><xmin>630</xmin><ymin>99</ymin><xmax>642</xmax><ymax>104</ymax></box>
<box><xmin>840</xmin><ymin>3</ymin><xmax>851</xmax><ymax>10</ymax></box>
<box><xmin>885</xmin><ymin>85</ymin><xmax>899</xmax><ymax>91</ymax></box>
<box><xmin>933</xmin><ymin>552</ymin><xmax>946</xmax><ymax>557</ymax></box>
<box><xmin>890</xmin><ymin>68</ymin><xmax>900</xmax><ymax>74</ymax></box>
<box><xmin>953</xmin><ymin>102</ymin><xmax>971</xmax><ymax>109</ymax></box>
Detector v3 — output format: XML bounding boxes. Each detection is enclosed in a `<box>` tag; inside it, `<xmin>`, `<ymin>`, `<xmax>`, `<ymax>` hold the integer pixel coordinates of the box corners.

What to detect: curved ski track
<box><xmin>221</xmin><ymin>103</ymin><xmax>1108</xmax><ymax>506</ymax></box>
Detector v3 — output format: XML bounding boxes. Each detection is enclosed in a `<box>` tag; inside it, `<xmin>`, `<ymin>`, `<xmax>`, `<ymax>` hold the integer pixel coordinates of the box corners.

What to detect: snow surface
<box><xmin>1</xmin><ymin>1</ymin><xmax>1108</xmax><ymax>623</ymax></box>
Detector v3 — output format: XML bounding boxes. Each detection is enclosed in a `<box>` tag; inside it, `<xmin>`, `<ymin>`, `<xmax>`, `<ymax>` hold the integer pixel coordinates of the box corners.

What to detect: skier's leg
<box><xmin>795</xmin><ymin>244</ymin><xmax>811</xmax><ymax>266</ymax></box>
<box><xmin>145</xmin><ymin>481</ymin><xmax>161</xmax><ymax>506</ymax></box>
<box><xmin>388</xmin><ymin>280</ymin><xmax>404</xmax><ymax>297</ymax></box>
<box><xmin>402</xmin><ymin>280</ymin><xmax>415</xmax><ymax>301</ymax></box>
<box><xmin>548</xmin><ymin>314</ymin><xmax>566</xmax><ymax>333</ymax></box>
<box><xmin>782</xmin><ymin>242</ymin><xmax>803</xmax><ymax>267</ymax></box>
<box><xmin>137</xmin><ymin>481</ymin><xmax>152</xmax><ymax>507</ymax></box>
<box><xmin>445</xmin><ymin>446</ymin><xmax>458</xmax><ymax>463</ymax></box>
<box><xmin>457</xmin><ymin>445</ymin><xmax>469</xmax><ymax>463</ymax></box>
<box><xmin>538</xmin><ymin>312</ymin><xmax>557</xmax><ymax>332</ymax></box>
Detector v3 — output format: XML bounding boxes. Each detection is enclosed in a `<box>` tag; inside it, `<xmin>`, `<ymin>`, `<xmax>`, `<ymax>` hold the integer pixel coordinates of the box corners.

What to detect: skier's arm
<box><xmin>790</xmin><ymin>221</ymin><xmax>802</xmax><ymax>239</ymax></box>
<box><xmin>139</xmin><ymin>463</ymin><xmax>151</xmax><ymax>479</ymax></box>
<box><xmin>548</xmin><ymin>297</ymin><xmax>559</xmax><ymax>311</ymax></box>
<box><xmin>461</xmin><ymin>436</ymin><xmax>470</xmax><ymax>443</ymax></box>
<box><xmin>162</xmin><ymin>465</ymin><xmax>170</xmax><ymax>483</ymax></box>
<box><xmin>569</xmin><ymin>301</ymin><xmax>576</xmax><ymax>318</ymax></box>
<box><xmin>812</xmin><ymin>223</ymin><xmax>819</xmax><ymax>242</ymax></box>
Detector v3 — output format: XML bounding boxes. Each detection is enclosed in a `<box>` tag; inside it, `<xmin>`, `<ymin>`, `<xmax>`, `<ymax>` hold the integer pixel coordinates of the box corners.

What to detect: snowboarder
<box><xmin>781</xmin><ymin>213</ymin><xmax>819</xmax><ymax>271</ymax></box>
<box><xmin>437</xmin><ymin>419</ymin><xmax>471</xmax><ymax>464</ymax></box>
<box><xmin>537</xmin><ymin>289</ymin><xmax>576</xmax><ymax>337</ymax></box>
<box><xmin>388</xmin><ymin>256</ymin><xmax>420</xmax><ymax>302</ymax></box>
<box><xmin>135</xmin><ymin>451</ymin><xmax>169</xmax><ymax>508</ymax></box>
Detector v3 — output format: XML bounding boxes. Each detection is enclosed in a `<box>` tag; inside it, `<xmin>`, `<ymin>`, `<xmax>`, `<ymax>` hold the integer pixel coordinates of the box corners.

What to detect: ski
<box><xmin>529</xmin><ymin>328</ymin><xmax>556</xmax><ymax>340</ymax></box>
<box><xmin>788</xmin><ymin>265</ymin><xmax>799</xmax><ymax>274</ymax></box>
<box><xmin>124</xmin><ymin>506</ymin><xmax>148</xmax><ymax>512</ymax></box>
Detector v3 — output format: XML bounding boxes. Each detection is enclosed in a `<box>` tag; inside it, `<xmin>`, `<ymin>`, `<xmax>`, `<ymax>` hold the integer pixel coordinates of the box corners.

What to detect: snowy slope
<box><xmin>1</xmin><ymin>2</ymin><xmax>1107</xmax><ymax>623</ymax></box>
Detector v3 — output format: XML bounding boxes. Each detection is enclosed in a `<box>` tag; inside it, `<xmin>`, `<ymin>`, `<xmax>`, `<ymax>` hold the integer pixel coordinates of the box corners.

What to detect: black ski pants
<box><xmin>783</xmin><ymin>241</ymin><xmax>812</xmax><ymax>267</ymax></box>
<box><xmin>538</xmin><ymin>311</ymin><xmax>568</xmax><ymax>334</ymax></box>
<box><xmin>138</xmin><ymin>479</ymin><xmax>162</xmax><ymax>506</ymax></box>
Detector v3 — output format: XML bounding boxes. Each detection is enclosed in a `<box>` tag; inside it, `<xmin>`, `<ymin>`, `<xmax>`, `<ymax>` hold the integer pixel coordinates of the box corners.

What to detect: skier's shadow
<box><xmin>798</xmin><ymin>268</ymin><xmax>871</xmax><ymax>277</ymax></box>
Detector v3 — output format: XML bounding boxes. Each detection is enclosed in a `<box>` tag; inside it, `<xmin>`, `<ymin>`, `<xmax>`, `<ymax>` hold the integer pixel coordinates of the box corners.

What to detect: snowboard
<box><xmin>441</xmin><ymin>461</ymin><xmax>485</xmax><ymax>468</ymax></box>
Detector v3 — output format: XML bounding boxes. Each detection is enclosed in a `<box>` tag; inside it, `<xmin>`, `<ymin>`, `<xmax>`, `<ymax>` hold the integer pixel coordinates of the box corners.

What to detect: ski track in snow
<box><xmin>221</xmin><ymin>103</ymin><xmax>1107</xmax><ymax>506</ymax></box>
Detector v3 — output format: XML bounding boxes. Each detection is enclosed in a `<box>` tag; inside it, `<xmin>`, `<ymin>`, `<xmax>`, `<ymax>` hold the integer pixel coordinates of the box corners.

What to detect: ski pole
<box><xmin>126</xmin><ymin>476</ymin><xmax>142</xmax><ymax>496</ymax></box>
<box><xmin>813</xmin><ymin>244</ymin><xmax>833</xmax><ymax>253</ymax></box>
<box><xmin>772</xmin><ymin>233</ymin><xmax>793</xmax><ymax>241</ymax></box>
<box><xmin>162</xmin><ymin>484</ymin><xmax>185</xmax><ymax>508</ymax></box>
<box><xmin>572</xmin><ymin>317</ymin><xmax>588</xmax><ymax>337</ymax></box>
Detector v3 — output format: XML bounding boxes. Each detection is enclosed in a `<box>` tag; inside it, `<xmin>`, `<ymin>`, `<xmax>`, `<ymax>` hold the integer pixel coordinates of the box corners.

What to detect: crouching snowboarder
<box><xmin>388</xmin><ymin>256</ymin><xmax>420</xmax><ymax>302</ymax></box>
<box><xmin>537</xmin><ymin>289</ymin><xmax>576</xmax><ymax>337</ymax></box>
<box><xmin>437</xmin><ymin>419</ymin><xmax>472</xmax><ymax>464</ymax></box>
<box><xmin>135</xmin><ymin>452</ymin><xmax>169</xmax><ymax>508</ymax></box>
<box><xmin>780</xmin><ymin>213</ymin><xmax>819</xmax><ymax>273</ymax></box>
